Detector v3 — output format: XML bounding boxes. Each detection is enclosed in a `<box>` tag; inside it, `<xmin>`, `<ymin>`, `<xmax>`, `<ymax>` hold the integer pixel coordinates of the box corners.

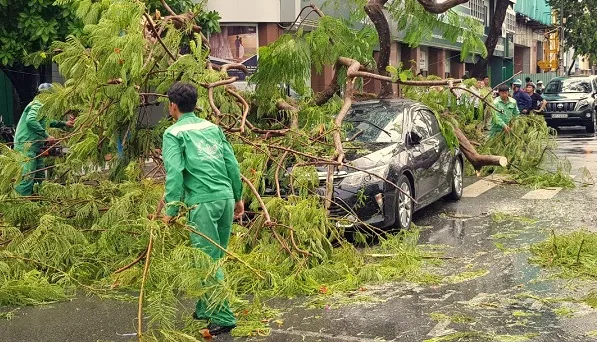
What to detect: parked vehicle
<box><xmin>293</xmin><ymin>99</ymin><xmax>463</xmax><ymax>230</ymax></box>
<box><xmin>540</xmin><ymin>76</ymin><xmax>597</xmax><ymax>133</ymax></box>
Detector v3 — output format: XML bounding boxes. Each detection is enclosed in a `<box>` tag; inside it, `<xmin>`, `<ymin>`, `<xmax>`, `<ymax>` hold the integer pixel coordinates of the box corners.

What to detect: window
<box><xmin>469</xmin><ymin>0</ymin><xmax>484</xmax><ymax>21</ymax></box>
<box><xmin>411</xmin><ymin>110</ymin><xmax>439</xmax><ymax>140</ymax></box>
<box><xmin>421</xmin><ymin>110</ymin><xmax>440</xmax><ymax>135</ymax></box>
<box><xmin>544</xmin><ymin>79</ymin><xmax>593</xmax><ymax>94</ymax></box>
<box><xmin>505</xmin><ymin>11</ymin><xmax>515</xmax><ymax>33</ymax></box>
<box><xmin>344</xmin><ymin>104</ymin><xmax>405</xmax><ymax>143</ymax></box>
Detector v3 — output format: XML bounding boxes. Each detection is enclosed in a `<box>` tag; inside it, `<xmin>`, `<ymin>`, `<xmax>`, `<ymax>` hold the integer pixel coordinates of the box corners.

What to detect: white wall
<box><xmin>207</xmin><ymin>0</ymin><xmax>282</xmax><ymax>23</ymax></box>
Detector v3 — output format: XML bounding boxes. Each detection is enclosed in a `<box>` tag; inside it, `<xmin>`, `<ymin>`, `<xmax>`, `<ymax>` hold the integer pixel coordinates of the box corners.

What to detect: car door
<box><xmin>407</xmin><ymin>108</ymin><xmax>442</xmax><ymax>203</ymax></box>
<box><xmin>418</xmin><ymin>109</ymin><xmax>453</xmax><ymax>194</ymax></box>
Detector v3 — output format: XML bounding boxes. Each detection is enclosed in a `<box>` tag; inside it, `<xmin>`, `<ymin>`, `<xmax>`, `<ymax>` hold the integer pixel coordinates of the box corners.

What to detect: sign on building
<box><xmin>208</xmin><ymin>25</ymin><xmax>258</xmax><ymax>81</ymax></box>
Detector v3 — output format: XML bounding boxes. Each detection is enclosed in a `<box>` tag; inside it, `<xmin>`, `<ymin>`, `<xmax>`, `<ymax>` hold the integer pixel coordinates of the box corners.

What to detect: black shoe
<box><xmin>192</xmin><ymin>311</ymin><xmax>208</xmax><ymax>320</ymax></box>
<box><xmin>208</xmin><ymin>323</ymin><xmax>236</xmax><ymax>335</ymax></box>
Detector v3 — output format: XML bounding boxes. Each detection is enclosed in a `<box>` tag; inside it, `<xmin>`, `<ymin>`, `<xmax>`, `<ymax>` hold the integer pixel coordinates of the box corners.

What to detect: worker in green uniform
<box><xmin>13</xmin><ymin>83</ymin><xmax>74</xmax><ymax>195</ymax></box>
<box><xmin>161</xmin><ymin>82</ymin><xmax>243</xmax><ymax>336</ymax></box>
<box><xmin>490</xmin><ymin>84</ymin><xmax>520</xmax><ymax>137</ymax></box>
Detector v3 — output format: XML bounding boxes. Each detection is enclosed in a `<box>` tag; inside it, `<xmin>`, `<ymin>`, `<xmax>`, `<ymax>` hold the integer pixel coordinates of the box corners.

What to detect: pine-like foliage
<box><xmin>0</xmin><ymin>0</ymin><xmax>444</xmax><ymax>338</ymax></box>
<box><xmin>0</xmin><ymin>0</ymin><xmax>572</xmax><ymax>338</ymax></box>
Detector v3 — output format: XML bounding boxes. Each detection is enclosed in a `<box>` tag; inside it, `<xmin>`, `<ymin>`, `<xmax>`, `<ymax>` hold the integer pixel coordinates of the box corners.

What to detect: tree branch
<box><xmin>276</xmin><ymin>99</ymin><xmax>299</xmax><ymax>129</ymax></box>
<box><xmin>364</xmin><ymin>0</ymin><xmax>393</xmax><ymax>98</ymax></box>
<box><xmin>180</xmin><ymin>223</ymin><xmax>265</xmax><ymax>279</ymax></box>
<box><xmin>275</xmin><ymin>151</ymin><xmax>288</xmax><ymax>198</ymax></box>
<box><xmin>314</xmin><ymin>62</ymin><xmax>342</xmax><ymax>105</ymax></box>
<box><xmin>160</xmin><ymin>0</ymin><xmax>176</xmax><ymax>16</ymax></box>
<box><xmin>137</xmin><ymin>231</ymin><xmax>154</xmax><ymax>341</ymax></box>
<box><xmin>241</xmin><ymin>174</ymin><xmax>272</xmax><ymax>225</ymax></box>
<box><xmin>417</xmin><ymin>0</ymin><xmax>470</xmax><ymax>14</ymax></box>
<box><xmin>225</xmin><ymin>87</ymin><xmax>249</xmax><ymax>133</ymax></box>
<box><xmin>143</xmin><ymin>13</ymin><xmax>176</xmax><ymax>62</ymax></box>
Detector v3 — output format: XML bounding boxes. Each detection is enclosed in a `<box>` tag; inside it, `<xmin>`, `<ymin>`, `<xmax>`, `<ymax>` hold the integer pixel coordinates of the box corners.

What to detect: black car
<box><xmin>315</xmin><ymin>99</ymin><xmax>463</xmax><ymax>230</ymax></box>
<box><xmin>540</xmin><ymin>76</ymin><xmax>597</xmax><ymax>133</ymax></box>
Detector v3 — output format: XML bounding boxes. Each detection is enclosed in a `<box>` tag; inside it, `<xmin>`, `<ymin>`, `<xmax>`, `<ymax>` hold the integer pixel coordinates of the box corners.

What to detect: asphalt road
<box><xmin>2</xmin><ymin>129</ymin><xmax>597</xmax><ymax>342</ymax></box>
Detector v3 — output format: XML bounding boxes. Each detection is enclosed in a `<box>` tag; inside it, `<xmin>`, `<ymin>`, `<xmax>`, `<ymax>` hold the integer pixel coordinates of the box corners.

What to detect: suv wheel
<box><xmin>587</xmin><ymin>111</ymin><xmax>596</xmax><ymax>134</ymax></box>
<box><xmin>395</xmin><ymin>175</ymin><xmax>413</xmax><ymax>230</ymax></box>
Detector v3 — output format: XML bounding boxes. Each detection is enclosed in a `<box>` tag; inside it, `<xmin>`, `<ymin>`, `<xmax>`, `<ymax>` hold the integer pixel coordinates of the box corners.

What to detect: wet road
<box><xmin>2</xmin><ymin>129</ymin><xmax>597</xmax><ymax>342</ymax></box>
<box><xmin>555</xmin><ymin>127</ymin><xmax>597</xmax><ymax>179</ymax></box>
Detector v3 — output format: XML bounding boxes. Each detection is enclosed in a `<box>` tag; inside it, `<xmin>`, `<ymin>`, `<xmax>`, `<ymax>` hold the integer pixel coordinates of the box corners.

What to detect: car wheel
<box><xmin>447</xmin><ymin>157</ymin><xmax>463</xmax><ymax>200</ymax></box>
<box><xmin>395</xmin><ymin>175</ymin><xmax>413</xmax><ymax>230</ymax></box>
<box><xmin>586</xmin><ymin>112</ymin><xmax>596</xmax><ymax>134</ymax></box>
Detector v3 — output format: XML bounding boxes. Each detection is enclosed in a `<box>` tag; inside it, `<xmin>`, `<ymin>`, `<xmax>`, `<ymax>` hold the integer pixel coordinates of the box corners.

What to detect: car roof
<box><xmin>351</xmin><ymin>98</ymin><xmax>421</xmax><ymax>108</ymax></box>
<box><xmin>550</xmin><ymin>75</ymin><xmax>596</xmax><ymax>81</ymax></box>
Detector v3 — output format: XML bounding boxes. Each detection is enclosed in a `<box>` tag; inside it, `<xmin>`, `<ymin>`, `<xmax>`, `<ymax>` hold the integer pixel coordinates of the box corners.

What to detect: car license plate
<box><xmin>551</xmin><ymin>114</ymin><xmax>568</xmax><ymax>119</ymax></box>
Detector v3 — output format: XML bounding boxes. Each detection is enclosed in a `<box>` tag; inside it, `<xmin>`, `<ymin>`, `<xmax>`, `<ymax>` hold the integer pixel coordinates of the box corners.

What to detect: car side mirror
<box><xmin>408</xmin><ymin>132</ymin><xmax>422</xmax><ymax>145</ymax></box>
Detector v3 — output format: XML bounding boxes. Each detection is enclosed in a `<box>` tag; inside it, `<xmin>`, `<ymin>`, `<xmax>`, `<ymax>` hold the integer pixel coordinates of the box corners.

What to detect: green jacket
<box><xmin>490</xmin><ymin>97</ymin><xmax>520</xmax><ymax>137</ymax></box>
<box><xmin>14</xmin><ymin>100</ymin><xmax>66</xmax><ymax>154</ymax></box>
<box><xmin>162</xmin><ymin>112</ymin><xmax>242</xmax><ymax>216</ymax></box>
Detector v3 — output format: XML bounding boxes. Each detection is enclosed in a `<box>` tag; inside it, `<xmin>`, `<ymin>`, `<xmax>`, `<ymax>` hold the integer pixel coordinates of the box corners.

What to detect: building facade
<box><xmin>207</xmin><ymin>0</ymin><xmax>555</xmax><ymax>91</ymax></box>
<box><xmin>512</xmin><ymin>0</ymin><xmax>553</xmax><ymax>75</ymax></box>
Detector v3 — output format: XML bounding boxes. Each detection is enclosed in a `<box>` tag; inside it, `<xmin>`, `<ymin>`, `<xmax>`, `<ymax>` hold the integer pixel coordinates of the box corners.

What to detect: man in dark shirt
<box><xmin>526</xmin><ymin>82</ymin><xmax>546</xmax><ymax>112</ymax></box>
<box><xmin>512</xmin><ymin>79</ymin><xmax>533</xmax><ymax>114</ymax></box>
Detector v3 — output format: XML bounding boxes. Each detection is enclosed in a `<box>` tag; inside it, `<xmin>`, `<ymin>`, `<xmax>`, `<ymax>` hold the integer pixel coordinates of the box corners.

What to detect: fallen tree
<box><xmin>0</xmin><ymin>1</ymin><xmax>573</xmax><ymax>340</ymax></box>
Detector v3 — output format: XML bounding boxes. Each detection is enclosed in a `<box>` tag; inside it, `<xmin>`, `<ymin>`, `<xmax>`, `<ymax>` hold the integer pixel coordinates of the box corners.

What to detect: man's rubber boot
<box><xmin>208</xmin><ymin>323</ymin><xmax>236</xmax><ymax>335</ymax></box>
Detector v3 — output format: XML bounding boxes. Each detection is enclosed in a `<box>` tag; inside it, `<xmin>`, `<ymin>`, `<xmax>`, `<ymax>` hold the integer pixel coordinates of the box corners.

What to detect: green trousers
<box><xmin>189</xmin><ymin>198</ymin><xmax>236</xmax><ymax>326</ymax></box>
<box><xmin>15</xmin><ymin>153</ymin><xmax>44</xmax><ymax>196</ymax></box>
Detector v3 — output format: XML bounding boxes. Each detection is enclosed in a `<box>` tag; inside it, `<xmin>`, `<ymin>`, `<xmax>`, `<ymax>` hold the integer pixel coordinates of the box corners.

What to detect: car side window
<box><xmin>420</xmin><ymin>110</ymin><xmax>441</xmax><ymax>136</ymax></box>
<box><xmin>593</xmin><ymin>79</ymin><xmax>597</xmax><ymax>93</ymax></box>
<box><xmin>411</xmin><ymin>110</ymin><xmax>433</xmax><ymax>140</ymax></box>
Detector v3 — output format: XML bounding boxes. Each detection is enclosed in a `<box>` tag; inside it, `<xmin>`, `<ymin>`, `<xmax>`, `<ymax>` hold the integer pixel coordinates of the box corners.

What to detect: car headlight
<box><xmin>340</xmin><ymin>165</ymin><xmax>389</xmax><ymax>187</ymax></box>
<box><xmin>576</xmin><ymin>99</ymin><xmax>590</xmax><ymax>110</ymax></box>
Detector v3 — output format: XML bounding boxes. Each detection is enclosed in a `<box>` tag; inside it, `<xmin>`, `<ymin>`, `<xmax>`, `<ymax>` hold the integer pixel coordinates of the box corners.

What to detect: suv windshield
<box><xmin>344</xmin><ymin>104</ymin><xmax>404</xmax><ymax>143</ymax></box>
<box><xmin>544</xmin><ymin>78</ymin><xmax>593</xmax><ymax>94</ymax></box>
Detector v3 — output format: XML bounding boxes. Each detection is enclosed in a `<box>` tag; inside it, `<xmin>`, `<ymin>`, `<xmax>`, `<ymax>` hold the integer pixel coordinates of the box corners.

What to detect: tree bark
<box><xmin>417</xmin><ymin>0</ymin><xmax>470</xmax><ymax>14</ymax></box>
<box><xmin>314</xmin><ymin>62</ymin><xmax>341</xmax><ymax>105</ymax></box>
<box><xmin>452</xmin><ymin>121</ymin><xmax>507</xmax><ymax>170</ymax></box>
<box><xmin>365</xmin><ymin>0</ymin><xmax>475</xmax><ymax>98</ymax></box>
<box><xmin>567</xmin><ymin>57</ymin><xmax>576</xmax><ymax>76</ymax></box>
<box><xmin>364</xmin><ymin>0</ymin><xmax>393</xmax><ymax>99</ymax></box>
<box><xmin>471</xmin><ymin>0</ymin><xmax>511</xmax><ymax>79</ymax></box>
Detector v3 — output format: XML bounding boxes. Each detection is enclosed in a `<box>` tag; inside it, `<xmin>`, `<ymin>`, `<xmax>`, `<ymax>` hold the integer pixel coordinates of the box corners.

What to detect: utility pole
<box><xmin>559</xmin><ymin>0</ymin><xmax>565</xmax><ymax>76</ymax></box>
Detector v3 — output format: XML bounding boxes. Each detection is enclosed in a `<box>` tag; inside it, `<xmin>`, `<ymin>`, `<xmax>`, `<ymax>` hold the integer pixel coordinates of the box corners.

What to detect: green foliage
<box><xmin>402</xmin><ymin>74</ymin><xmax>573</xmax><ymax>188</ymax></box>
<box><xmin>0</xmin><ymin>145</ymin><xmax>24</xmax><ymax>196</ymax></box>
<box><xmin>530</xmin><ymin>230</ymin><xmax>597</xmax><ymax>280</ymax></box>
<box><xmin>483</xmin><ymin>114</ymin><xmax>574</xmax><ymax>188</ymax></box>
<box><xmin>0</xmin><ymin>0</ymin><xmax>80</xmax><ymax>67</ymax></box>
<box><xmin>250</xmin><ymin>16</ymin><xmax>377</xmax><ymax>113</ymax></box>
<box><xmin>1</xmin><ymin>0</ymin><xmax>216</xmax><ymax>68</ymax></box>
<box><xmin>0</xmin><ymin>176</ymin><xmax>433</xmax><ymax>336</ymax></box>
<box><xmin>322</xmin><ymin>0</ymin><xmax>487</xmax><ymax>61</ymax></box>
<box><xmin>0</xmin><ymin>269</ymin><xmax>67</xmax><ymax>306</ymax></box>
<box><xmin>548</xmin><ymin>0</ymin><xmax>597</xmax><ymax>62</ymax></box>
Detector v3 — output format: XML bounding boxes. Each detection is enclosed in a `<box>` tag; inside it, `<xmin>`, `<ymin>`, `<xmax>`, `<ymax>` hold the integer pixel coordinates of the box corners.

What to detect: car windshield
<box><xmin>343</xmin><ymin>104</ymin><xmax>404</xmax><ymax>143</ymax></box>
<box><xmin>544</xmin><ymin>79</ymin><xmax>593</xmax><ymax>94</ymax></box>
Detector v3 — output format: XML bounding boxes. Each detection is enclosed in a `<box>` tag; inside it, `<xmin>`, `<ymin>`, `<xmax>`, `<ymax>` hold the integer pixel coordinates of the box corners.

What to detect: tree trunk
<box><xmin>453</xmin><ymin>124</ymin><xmax>507</xmax><ymax>170</ymax></box>
<box><xmin>314</xmin><ymin>62</ymin><xmax>341</xmax><ymax>105</ymax></box>
<box><xmin>364</xmin><ymin>0</ymin><xmax>393</xmax><ymax>99</ymax></box>
<box><xmin>567</xmin><ymin>58</ymin><xmax>576</xmax><ymax>76</ymax></box>
<box><xmin>471</xmin><ymin>0</ymin><xmax>511</xmax><ymax>79</ymax></box>
<box><xmin>3</xmin><ymin>64</ymin><xmax>44</xmax><ymax>122</ymax></box>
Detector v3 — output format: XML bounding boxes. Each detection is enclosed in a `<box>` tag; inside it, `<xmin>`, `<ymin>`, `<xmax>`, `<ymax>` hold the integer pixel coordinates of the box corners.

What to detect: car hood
<box><xmin>312</xmin><ymin>142</ymin><xmax>398</xmax><ymax>180</ymax></box>
<box><xmin>542</xmin><ymin>93</ymin><xmax>591</xmax><ymax>102</ymax></box>
<box><xmin>343</xmin><ymin>142</ymin><xmax>397</xmax><ymax>169</ymax></box>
